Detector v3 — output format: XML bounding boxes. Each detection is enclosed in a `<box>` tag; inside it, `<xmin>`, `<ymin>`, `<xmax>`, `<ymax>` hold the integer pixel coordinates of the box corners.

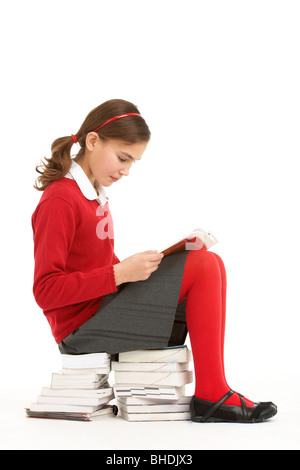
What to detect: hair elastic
<box><xmin>71</xmin><ymin>134</ymin><xmax>78</xmax><ymax>144</ymax></box>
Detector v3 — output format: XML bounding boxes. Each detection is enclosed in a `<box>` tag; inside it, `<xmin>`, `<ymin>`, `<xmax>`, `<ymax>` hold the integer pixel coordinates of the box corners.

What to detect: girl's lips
<box><xmin>110</xmin><ymin>176</ymin><xmax>120</xmax><ymax>182</ymax></box>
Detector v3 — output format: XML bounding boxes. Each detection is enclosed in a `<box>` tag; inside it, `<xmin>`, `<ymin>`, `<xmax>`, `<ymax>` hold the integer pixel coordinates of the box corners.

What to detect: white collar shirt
<box><xmin>64</xmin><ymin>160</ymin><xmax>109</xmax><ymax>207</ymax></box>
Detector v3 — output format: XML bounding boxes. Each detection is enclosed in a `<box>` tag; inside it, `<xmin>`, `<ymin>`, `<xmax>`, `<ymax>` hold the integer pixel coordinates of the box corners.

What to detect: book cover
<box><xmin>117</xmin><ymin>401</ymin><xmax>191</xmax><ymax>413</ymax></box>
<box><xmin>118</xmin><ymin>346</ymin><xmax>191</xmax><ymax>363</ymax></box>
<box><xmin>40</xmin><ymin>386</ymin><xmax>113</xmax><ymax>399</ymax></box>
<box><xmin>62</xmin><ymin>366</ymin><xmax>111</xmax><ymax>375</ymax></box>
<box><xmin>36</xmin><ymin>393</ymin><xmax>114</xmax><ymax>407</ymax></box>
<box><xmin>112</xmin><ymin>361</ymin><xmax>189</xmax><ymax>372</ymax></box>
<box><xmin>114</xmin><ymin>370</ymin><xmax>193</xmax><ymax>387</ymax></box>
<box><xmin>61</xmin><ymin>352</ymin><xmax>111</xmax><ymax>369</ymax></box>
<box><xmin>25</xmin><ymin>404</ymin><xmax>117</xmax><ymax>422</ymax></box>
<box><xmin>117</xmin><ymin>395</ymin><xmax>191</xmax><ymax>406</ymax></box>
<box><xmin>50</xmin><ymin>372</ymin><xmax>109</xmax><ymax>389</ymax></box>
<box><xmin>118</xmin><ymin>409</ymin><xmax>191</xmax><ymax>422</ymax></box>
<box><xmin>113</xmin><ymin>385</ymin><xmax>186</xmax><ymax>400</ymax></box>
<box><xmin>160</xmin><ymin>228</ymin><xmax>217</xmax><ymax>257</ymax></box>
<box><xmin>28</xmin><ymin>402</ymin><xmax>106</xmax><ymax>414</ymax></box>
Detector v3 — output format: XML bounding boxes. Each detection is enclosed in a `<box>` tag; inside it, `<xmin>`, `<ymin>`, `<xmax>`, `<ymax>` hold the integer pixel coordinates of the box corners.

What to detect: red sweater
<box><xmin>32</xmin><ymin>178</ymin><xmax>119</xmax><ymax>343</ymax></box>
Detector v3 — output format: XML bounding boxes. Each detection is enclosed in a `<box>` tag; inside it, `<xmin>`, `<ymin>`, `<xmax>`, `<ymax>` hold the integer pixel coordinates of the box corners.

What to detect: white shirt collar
<box><xmin>64</xmin><ymin>160</ymin><xmax>109</xmax><ymax>207</ymax></box>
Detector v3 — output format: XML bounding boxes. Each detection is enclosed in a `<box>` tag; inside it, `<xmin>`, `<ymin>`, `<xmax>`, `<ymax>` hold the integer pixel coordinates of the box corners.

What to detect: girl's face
<box><xmin>77</xmin><ymin>133</ymin><xmax>148</xmax><ymax>188</ymax></box>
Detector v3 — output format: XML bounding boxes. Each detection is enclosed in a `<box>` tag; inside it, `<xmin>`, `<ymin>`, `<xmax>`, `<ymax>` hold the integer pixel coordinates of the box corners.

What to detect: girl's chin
<box><xmin>97</xmin><ymin>177</ymin><xmax>112</xmax><ymax>187</ymax></box>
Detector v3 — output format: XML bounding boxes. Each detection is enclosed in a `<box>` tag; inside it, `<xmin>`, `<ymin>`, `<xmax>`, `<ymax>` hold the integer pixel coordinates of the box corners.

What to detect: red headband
<box><xmin>71</xmin><ymin>113</ymin><xmax>141</xmax><ymax>144</ymax></box>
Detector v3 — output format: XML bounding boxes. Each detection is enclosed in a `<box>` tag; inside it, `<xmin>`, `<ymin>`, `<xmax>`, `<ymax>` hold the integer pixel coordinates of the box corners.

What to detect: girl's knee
<box><xmin>186</xmin><ymin>249</ymin><xmax>221</xmax><ymax>271</ymax></box>
<box><xmin>209</xmin><ymin>251</ymin><xmax>225</xmax><ymax>267</ymax></box>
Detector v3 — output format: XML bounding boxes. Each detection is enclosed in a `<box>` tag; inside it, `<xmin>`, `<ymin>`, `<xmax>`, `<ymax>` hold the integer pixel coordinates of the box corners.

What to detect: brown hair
<box><xmin>34</xmin><ymin>99</ymin><xmax>151</xmax><ymax>191</ymax></box>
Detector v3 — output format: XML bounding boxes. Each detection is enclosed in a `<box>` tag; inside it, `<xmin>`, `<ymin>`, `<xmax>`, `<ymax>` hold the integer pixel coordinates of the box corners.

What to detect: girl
<box><xmin>32</xmin><ymin>99</ymin><xmax>277</xmax><ymax>423</ymax></box>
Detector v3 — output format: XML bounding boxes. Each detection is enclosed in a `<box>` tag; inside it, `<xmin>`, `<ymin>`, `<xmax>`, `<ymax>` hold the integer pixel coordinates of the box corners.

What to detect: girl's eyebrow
<box><xmin>120</xmin><ymin>151</ymin><xmax>141</xmax><ymax>161</ymax></box>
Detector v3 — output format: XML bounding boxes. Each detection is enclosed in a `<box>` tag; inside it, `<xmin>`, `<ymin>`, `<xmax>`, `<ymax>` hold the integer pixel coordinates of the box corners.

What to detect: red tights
<box><xmin>178</xmin><ymin>250</ymin><xmax>254</xmax><ymax>407</ymax></box>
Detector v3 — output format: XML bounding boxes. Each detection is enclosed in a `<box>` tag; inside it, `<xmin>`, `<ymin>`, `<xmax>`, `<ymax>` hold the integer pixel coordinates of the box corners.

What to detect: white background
<box><xmin>0</xmin><ymin>0</ymin><xmax>299</xmax><ymax>450</ymax></box>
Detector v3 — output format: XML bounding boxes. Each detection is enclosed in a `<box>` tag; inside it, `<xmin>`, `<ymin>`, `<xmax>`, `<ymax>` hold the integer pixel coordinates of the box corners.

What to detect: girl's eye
<box><xmin>118</xmin><ymin>157</ymin><xmax>126</xmax><ymax>163</ymax></box>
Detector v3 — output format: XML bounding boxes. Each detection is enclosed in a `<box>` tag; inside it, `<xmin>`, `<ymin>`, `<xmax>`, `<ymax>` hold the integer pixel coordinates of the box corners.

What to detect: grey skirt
<box><xmin>58</xmin><ymin>251</ymin><xmax>189</xmax><ymax>355</ymax></box>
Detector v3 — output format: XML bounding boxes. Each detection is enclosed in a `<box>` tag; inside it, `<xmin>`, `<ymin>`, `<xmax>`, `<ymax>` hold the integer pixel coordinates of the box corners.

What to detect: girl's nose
<box><xmin>119</xmin><ymin>168</ymin><xmax>130</xmax><ymax>177</ymax></box>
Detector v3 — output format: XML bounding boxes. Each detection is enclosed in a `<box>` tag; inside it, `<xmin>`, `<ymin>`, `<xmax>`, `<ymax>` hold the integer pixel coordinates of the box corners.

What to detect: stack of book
<box><xmin>26</xmin><ymin>353</ymin><xmax>117</xmax><ymax>421</ymax></box>
<box><xmin>112</xmin><ymin>346</ymin><xmax>193</xmax><ymax>421</ymax></box>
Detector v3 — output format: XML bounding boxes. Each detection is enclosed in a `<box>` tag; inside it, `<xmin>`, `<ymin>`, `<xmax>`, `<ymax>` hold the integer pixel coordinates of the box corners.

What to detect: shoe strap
<box><xmin>202</xmin><ymin>389</ymin><xmax>235</xmax><ymax>422</ymax></box>
<box><xmin>237</xmin><ymin>393</ymin><xmax>247</xmax><ymax>420</ymax></box>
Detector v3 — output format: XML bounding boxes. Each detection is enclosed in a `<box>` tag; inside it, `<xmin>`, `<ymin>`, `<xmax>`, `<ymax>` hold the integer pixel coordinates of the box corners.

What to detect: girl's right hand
<box><xmin>113</xmin><ymin>250</ymin><xmax>164</xmax><ymax>286</ymax></box>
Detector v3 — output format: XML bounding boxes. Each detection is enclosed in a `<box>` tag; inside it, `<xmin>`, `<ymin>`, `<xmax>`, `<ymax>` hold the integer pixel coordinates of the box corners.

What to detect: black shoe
<box><xmin>190</xmin><ymin>389</ymin><xmax>277</xmax><ymax>423</ymax></box>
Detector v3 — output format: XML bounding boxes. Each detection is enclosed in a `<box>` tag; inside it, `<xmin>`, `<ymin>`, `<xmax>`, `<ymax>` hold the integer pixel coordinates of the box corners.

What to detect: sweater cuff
<box><xmin>110</xmin><ymin>263</ymin><xmax>118</xmax><ymax>292</ymax></box>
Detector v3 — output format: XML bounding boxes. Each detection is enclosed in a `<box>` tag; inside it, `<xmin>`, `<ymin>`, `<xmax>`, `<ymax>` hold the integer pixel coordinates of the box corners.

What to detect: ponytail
<box><xmin>34</xmin><ymin>135</ymin><xmax>74</xmax><ymax>191</ymax></box>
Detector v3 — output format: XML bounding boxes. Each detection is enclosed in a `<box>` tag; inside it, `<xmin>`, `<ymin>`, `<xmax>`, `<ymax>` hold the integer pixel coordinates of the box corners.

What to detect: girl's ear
<box><xmin>85</xmin><ymin>132</ymin><xmax>99</xmax><ymax>151</ymax></box>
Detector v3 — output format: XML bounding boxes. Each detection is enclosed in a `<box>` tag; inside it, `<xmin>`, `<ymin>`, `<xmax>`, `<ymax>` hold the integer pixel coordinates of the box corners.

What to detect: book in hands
<box><xmin>160</xmin><ymin>228</ymin><xmax>218</xmax><ymax>257</ymax></box>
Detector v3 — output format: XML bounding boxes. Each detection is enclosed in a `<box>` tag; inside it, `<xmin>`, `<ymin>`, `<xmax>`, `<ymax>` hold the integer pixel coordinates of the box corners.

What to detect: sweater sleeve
<box><xmin>32</xmin><ymin>197</ymin><xmax>118</xmax><ymax>310</ymax></box>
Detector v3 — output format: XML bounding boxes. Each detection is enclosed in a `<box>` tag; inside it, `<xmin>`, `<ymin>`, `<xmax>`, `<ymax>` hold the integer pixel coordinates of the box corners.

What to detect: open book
<box><xmin>159</xmin><ymin>228</ymin><xmax>218</xmax><ymax>257</ymax></box>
